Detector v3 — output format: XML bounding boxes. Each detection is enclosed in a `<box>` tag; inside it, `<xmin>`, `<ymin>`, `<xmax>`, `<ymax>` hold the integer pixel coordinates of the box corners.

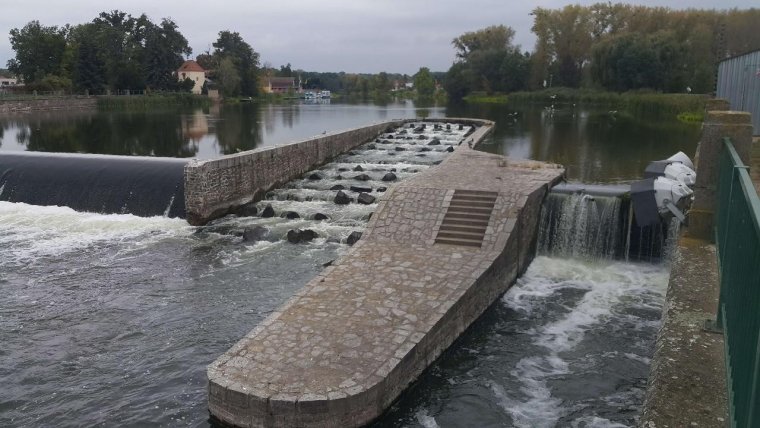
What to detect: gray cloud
<box><xmin>1</xmin><ymin>0</ymin><xmax>756</xmax><ymax>74</ymax></box>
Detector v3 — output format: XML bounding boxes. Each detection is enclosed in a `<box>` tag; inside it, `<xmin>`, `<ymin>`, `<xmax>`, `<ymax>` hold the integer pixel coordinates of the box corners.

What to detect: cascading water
<box><xmin>538</xmin><ymin>189</ymin><xmax>676</xmax><ymax>263</ymax></box>
<box><xmin>200</xmin><ymin>122</ymin><xmax>471</xmax><ymax>244</ymax></box>
<box><xmin>538</xmin><ymin>192</ymin><xmax>624</xmax><ymax>260</ymax></box>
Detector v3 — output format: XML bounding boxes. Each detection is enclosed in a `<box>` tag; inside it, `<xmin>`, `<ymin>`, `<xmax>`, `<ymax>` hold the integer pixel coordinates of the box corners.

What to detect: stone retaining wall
<box><xmin>0</xmin><ymin>97</ymin><xmax>96</xmax><ymax>113</ymax></box>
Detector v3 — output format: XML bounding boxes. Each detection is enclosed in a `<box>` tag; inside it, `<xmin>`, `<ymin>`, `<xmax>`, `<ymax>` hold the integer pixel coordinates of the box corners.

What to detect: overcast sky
<box><xmin>1</xmin><ymin>0</ymin><xmax>756</xmax><ymax>75</ymax></box>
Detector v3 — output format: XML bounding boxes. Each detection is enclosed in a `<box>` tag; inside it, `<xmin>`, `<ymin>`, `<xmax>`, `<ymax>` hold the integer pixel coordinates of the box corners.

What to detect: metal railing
<box><xmin>715</xmin><ymin>137</ymin><xmax>760</xmax><ymax>427</ymax></box>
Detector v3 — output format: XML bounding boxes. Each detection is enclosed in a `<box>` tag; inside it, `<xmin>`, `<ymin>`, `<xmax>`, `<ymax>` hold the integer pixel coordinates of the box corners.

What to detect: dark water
<box><xmin>0</xmin><ymin>101</ymin><xmax>697</xmax><ymax>427</ymax></box>
<box><xmin>0</xmin><ymin>101</ymin><xmax>700</xmax><ymax>183</ymax></box>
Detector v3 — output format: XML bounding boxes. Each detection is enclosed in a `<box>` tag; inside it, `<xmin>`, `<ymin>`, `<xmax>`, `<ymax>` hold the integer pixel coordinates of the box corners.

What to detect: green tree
<box><xmin>445</xmin><ymin>24</ymin><xmax>527</xmax><ymax>98</ymax></box>
<box><xmin>413</xmin><ymin>67</ymin><xmax>435</xmax><ymax>99</ymax></box>
<box><xmin>7</xmin><ymin>21</ymin><xmax>68</xmax><ymax>83</ymax></box>
<box><xmin>212</xmin><ymin>31</ymin><xmax>260</xmax><ymax>97</ymax></box>
<box><xmin>143</xmin><ymin>18</ymin><xmax>192</xmax><ymax>90</ymax></box>
<box><xmin>217</xmin><ymin>57</ymin><xmax>241</xmax><ymax>97</ymax></box>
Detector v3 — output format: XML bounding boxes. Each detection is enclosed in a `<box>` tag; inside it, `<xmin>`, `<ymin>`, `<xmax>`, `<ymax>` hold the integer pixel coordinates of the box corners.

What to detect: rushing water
<box><xmin>0</xmin><ymin>101</ymin><xmax>700</xmax><ymax>427</ymax></box>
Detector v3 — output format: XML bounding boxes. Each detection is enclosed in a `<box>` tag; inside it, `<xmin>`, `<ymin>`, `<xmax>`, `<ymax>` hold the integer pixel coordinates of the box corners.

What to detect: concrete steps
<box><xmin>435</xmin><ymin>190</ymin><xmax>497</xmax><ymax>248</ymax></box>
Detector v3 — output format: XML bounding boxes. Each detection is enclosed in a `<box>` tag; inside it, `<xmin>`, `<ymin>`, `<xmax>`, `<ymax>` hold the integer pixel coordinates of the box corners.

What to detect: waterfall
<box><xmin>538</xmin><ymin>191</ymin><xmax>673</xmax><ymax>262</ymax></box>
<box><xmin>0</xmin><ymin>153</ymin><xmax>187</xmax><ymax>218</ymax></box>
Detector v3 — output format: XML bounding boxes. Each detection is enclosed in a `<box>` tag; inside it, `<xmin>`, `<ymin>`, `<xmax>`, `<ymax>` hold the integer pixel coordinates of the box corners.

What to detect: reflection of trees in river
<box><xmin>214</xmin><ymin>104</ymin><xmax>262</xmax><ymax>155</ymax></box>
<box><xmin>447</xmin><ymin>102</ymin><xmax>700</xmax><ymax>182</ymax></box>
<box><xmin>11</xmin><ymin>109</ymin><xmax>200</xmax><ymax>157</ymax></box>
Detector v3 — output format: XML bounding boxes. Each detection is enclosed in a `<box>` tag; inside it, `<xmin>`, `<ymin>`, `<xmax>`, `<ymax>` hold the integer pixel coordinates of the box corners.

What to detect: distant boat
<box><xmin>318</xmin><ymin>90</ymin><xmax>331</xmax><ymax>99</ymax></box>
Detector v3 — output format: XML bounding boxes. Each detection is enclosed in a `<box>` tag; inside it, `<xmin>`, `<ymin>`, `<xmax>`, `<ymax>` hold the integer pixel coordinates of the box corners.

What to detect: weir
<box><xmin>207</xmin><ymin>123</ymin><xmax>564</xmax><ymax>427</ymax></box>
<box><xmin>0</xmin><ymin>152</ymin><xmax>187</xmax><ymax>218</ymax></box>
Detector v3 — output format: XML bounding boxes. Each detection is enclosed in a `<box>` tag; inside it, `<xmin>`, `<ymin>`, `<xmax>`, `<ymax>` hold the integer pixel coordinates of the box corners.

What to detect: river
<box><xmin>0</xmin><ymin>100</ymin><xmax>700</xmax><ymax>427</ymax></box>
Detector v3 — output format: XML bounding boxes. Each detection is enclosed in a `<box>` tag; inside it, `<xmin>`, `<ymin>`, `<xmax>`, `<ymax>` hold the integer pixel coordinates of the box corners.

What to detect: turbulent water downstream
<box><xmin>0</xmin><ymin>109</ymin><xmax>679</xmax><ymax>427</ymax></box>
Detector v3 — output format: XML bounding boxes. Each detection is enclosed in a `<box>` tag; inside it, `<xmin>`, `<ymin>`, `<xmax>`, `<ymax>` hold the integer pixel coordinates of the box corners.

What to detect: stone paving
<box><xmin>207</xmin><ymin>122</ymin><xmax>564</xmax><ymax>427</ymax></box>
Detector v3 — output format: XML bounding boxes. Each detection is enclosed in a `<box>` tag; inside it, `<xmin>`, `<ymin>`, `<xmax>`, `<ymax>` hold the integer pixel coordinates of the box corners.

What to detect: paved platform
<box><xmin>207</xmin><ymin>133</ymin><xmax>563</xmax><ymax>427</ymax></box>
<box><xmin>640</xmin><ymin>236</ymin><xmax>727</xmax><ymax>428</ymax></box>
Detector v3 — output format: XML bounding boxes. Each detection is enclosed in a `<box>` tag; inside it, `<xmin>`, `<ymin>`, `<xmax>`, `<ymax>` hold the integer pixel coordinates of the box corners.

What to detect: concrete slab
<box><xmin>207</xmin><ymin>138</ymin><xmax>564</xmax><ymax>427</ymax></box>
<box><xmin>640</xmin><ymin>236</ymin><xmax>728</xmax><ymax>428</ymax></box>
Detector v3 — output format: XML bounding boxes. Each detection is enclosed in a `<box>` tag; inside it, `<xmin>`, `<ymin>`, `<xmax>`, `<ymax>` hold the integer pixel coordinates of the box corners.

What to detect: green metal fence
<box><xmin>715</xmin><ymin>137</ymin><xmax>760</xmax><ymax>427</ymax></box>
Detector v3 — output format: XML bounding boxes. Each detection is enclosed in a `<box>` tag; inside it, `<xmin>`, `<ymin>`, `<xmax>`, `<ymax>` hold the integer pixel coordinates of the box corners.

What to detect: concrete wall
<box><xmin>0</xmin><ymin>97</ymin><xmax>96</xmax><ymax>113</ymax></box>
<box><xmin>184</xmin><ymin>118</ymin><xmax>495</xmax><ymax>226</ymax></box>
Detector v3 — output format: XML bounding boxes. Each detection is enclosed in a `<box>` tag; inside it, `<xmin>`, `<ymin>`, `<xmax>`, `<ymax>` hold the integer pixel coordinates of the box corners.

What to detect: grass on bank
<box><xmin>465</xmin><ymin>88</ymin><xmax>708</xmax><ymax>120</ymax></box>
<box><xmin>97</xmin><ymin>93</ymin><xmax>211</xmax><ymax>110</ymax></box>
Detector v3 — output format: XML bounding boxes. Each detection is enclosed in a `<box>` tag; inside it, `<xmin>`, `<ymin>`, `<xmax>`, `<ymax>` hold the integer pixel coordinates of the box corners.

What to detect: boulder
<box><xmin>458</xmin><ymin>124</ymin><xmax>464</xmax><ymax>130</ymax></box>
<box><xmin>350</xmin><ymin>185</ymin><xmax>372</xmax><ymax>193</ymax></box>
<box><xmin>353</xmin><ymin>165</ymin><xmax>364</xmax><ymax>172</ymax></box>
<box><xmin>261</xmin><ymin>204</ymin><xmax>275</xmax><ymax>218</ymax></box>
<box><xmin>357</xmin><ymin>193</ymin><xmax>376</xmax><ymax>205</ymax></box>
<box><xmin>242</xmin><ymin>226</ymin><xmax>269</xmax><ymax>243</ymax></box>
<box><xmin>419</xmin><ymin>147</ymin><xmax>431</xmax><ymax>152</ymax></box>
<box><xmin>446</xmin><ymin>124</ymin><xmax>451</xmax><ymax>130</ymax></box>
<box><xmin>376</xmin><ymin>187</ymin><xmax>387</xmax><ymax>192</ymax></box>
<box><xmin>428</xmin><ymin>138</ymin><xmax>441</xmax><ymax>145</ymax></box>
<box><xmin>418</xmin><ymin>135</ymin><xmax>427</xmax><ymax>140</ymax></box>
<box><xmin>446</xmin><ymin>146</ymin><xmax>455</xmax><ymax>152</ymax></box>
<box><xmin>346</xmin><ymin>231</ymin><xmax>363</xmax><ymax>246</ymax></box>
<box><xmin>313</xmin><ymin>213</ymin><xmax>330</xmax><ymax>220</ymax></box>
<box><xmin>330</xmin><ymin>184</ymin><xmax>346</xmax><ymax>191</ymax></box>
<box><xmin>367</xmin><ymin>143</ymin><xmax>376</xmax><ymax>150</ymax></box>
<box><xmin>235</xmin><ymin>203</ymin><xmax>258</xmax><ymax>217</ymax></box>
<box><xmin>338</xmin><ymin>167</ymin><xmax>349</xmax><ymax>172</ymax></box>
<box><xmin>354</xmin><ymin>174</ymin><xmax>371</xmax><ymax>181</ymax></box>
<box><xmin>394</xmin><ymin>146</ymin><xmax>406</xmax><ymax>151</ymax></box>
<box><xmin>282</xmin><ymin>211</ymin><xmax>300</xmax><ymax>219</ymax></box>
<box><xmin>382</xmin><ymin>172</ymin><xmax>397</xmax><ymax>182</ymax></box>
<box><xmin>334</xmin><ymin>190</ymin><xmax>352</xmax><ymax>205</ymax></box>
<box><xmin>335</xmin><ymin>175</ymin><xmax>344</xmax><ymax>180</ymax></box>
<box><xmin>308</xmin><ymin>173</ymin><xmax>322</xmax><ymax>180</ymax></box>
<box><xmin>287</xmin><ymin>229</ymin><xmax>318</xmax><ymax>244</ymax></box>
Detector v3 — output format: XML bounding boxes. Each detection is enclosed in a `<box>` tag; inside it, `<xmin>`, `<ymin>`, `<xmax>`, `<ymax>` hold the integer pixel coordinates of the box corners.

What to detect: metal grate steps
<box><xmin>435</xmin><ymin>190</ymin><xmax>497</xmax><ymax>248</ymax></box>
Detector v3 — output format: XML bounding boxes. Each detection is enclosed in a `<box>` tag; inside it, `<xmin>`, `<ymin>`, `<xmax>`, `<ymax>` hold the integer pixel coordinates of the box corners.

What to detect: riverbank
<box><xmin>0</xmin><ymin>96</ymin><xmax>96</xmax><ymax>113</ymax></box>
<box><xmin>463</xmin><ymin>89</ymin><xmax>708</xmax><ymax>119</ymax></box>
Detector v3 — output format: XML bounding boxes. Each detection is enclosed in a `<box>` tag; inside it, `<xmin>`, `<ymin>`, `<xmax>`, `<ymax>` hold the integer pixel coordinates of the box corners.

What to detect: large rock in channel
<box><xmin>261</xmin><ymin>204</ymin><xmax>275</xmax><ymax>218</ymax></box>
<box><xmin>334</xmin><ymin>190</ymin><xmax>352</xmax><ymax>205</ymax></box>
<box><xmin>287</xmin><ymin>229</ymin><xmax>318</xmax><ymax>244</ymax></box>
<box><xmin>357</xmin><ymin>193</ymin><xmax>376</xmax><ymax>205</ymax></box>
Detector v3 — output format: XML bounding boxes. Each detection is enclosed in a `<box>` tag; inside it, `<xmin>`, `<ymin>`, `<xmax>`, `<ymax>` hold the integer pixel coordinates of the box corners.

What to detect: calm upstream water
<box><xmin>0</xmin><ymin>101</ymin><xmax>700</xmax><ymax>427</ymax></box>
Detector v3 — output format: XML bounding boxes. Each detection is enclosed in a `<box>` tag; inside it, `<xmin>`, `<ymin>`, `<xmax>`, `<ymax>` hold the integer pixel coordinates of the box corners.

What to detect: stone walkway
<box><xmin>207</xmin><ymin>125</ymin><xmax>563</xmax><ymax>427</ymax></box>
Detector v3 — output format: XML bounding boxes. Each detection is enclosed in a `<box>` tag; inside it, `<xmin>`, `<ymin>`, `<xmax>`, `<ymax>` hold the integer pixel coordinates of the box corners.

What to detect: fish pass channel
<box><xmin>2</xmin><ymin>121</ymin><xmax>670</xmax><ymax>427</ymax></box>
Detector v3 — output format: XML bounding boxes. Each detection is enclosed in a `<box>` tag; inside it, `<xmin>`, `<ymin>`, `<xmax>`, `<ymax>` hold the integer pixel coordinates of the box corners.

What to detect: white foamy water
<box><xmin>0</xmin><ymin>201</ymin><xmax>189</xmax><ymax>267</ymax></box>
<box><xmin>494</xmin><ymin>256</ymin><xmax>668</xmax><ymax>427</ymax></box>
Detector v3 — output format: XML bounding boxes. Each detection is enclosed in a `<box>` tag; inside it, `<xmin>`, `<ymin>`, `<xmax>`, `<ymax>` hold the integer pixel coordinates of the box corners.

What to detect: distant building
<box><xmin>263</xmin><ymin>77</ymin><xmax>298</xmax><ymax>94</ymax></box>
<box><xmin>0</xmin><ymin>77</ymin><xmax>18</xmax><ymax>87</ymax></box>
<box><xmin>177</xmin><ymin>60</ymin><xmax>206</xmax><ymax>94</ymax></box>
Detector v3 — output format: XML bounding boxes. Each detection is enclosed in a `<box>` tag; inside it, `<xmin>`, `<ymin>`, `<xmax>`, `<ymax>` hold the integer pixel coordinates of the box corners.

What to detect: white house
<box><xmin>177</xmin><ymin>60</ymin><xmax>206</xmax><ymax>94</ymax></box>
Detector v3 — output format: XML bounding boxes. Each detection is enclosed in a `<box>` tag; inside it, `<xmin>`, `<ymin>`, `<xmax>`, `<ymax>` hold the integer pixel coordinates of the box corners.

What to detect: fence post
<box><xmin>689</xmin><ymin>109</ymin><xmax>753</xmax><ymax>240</ymax></box>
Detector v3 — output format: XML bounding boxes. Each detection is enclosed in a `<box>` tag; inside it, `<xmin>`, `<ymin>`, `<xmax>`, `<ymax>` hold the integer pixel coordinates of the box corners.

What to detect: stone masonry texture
<box><xmin>206</xmin><ymin>121</ymin><xmax>564</xmax><ymax>427</ymax></box>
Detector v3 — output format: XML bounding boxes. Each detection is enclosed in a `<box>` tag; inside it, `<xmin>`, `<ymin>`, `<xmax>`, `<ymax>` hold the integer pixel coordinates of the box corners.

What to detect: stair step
<box><xmin>437</xmin><ymin>230</ymin><xmax>485</xmax><ymax>240</ymax></box>
<box><xmin>449</xmin><ymin>203</ymin><xmax>493</xmax><ymax>214</ymax></box>
<box><xmin>434</xmin><ymin>237</ymin><xmax>483</xmax><ymax>248</ymax></box>
<box><xmin>448</xmin><ymin>201</ymin><xmax>495</xmax><ymax>209</ymax></box>
<box><xmin>454</xmin><ymin>190</ymin><xmax>498</xmax><ymax>197</ymax></box>
<box><xmin>451</xmin><ymin>195</ymin><xmax>498</xmax><ymax>203</ymax></box>
<box><xmin>447</xmin><ymin>205</ymin><xmax>494</xmax><ymax>214</ymax></box>
<box><xmin>444</xmin><ymin>212</ymin><xmax>491</xmax><ymax>222</ymax></box>
<box><xmin>439</xmin><ymin>218</ymin><xmax>488</xmax><ymax>227</ymax></box>
<box><xmin>439</xmin><ymin>224</ymin><xmax>488</xmax><ymax>234</ymax></box>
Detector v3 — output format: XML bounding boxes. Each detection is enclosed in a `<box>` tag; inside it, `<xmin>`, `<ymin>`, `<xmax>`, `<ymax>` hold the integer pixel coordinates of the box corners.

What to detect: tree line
<box><xmin>6</xmin><ymin>10</ymin><xmax>260</xmax><ymax>97</ymax></box>
<box><xmin>445</xmin><ymin>4</ymin><xmax>760</xmax><ymax>99</ymax></box>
